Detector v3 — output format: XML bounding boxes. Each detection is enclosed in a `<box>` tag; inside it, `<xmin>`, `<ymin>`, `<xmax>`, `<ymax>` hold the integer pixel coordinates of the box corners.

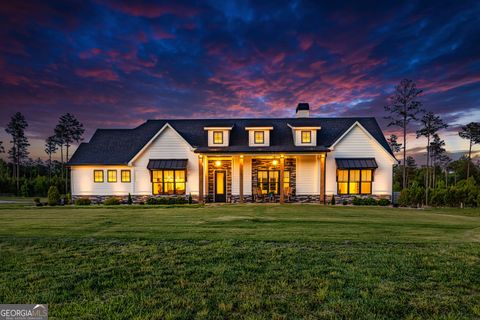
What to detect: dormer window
<box><xmin>301</xmin><ymin>131</ymin><xmax>311</xmax><ymax>143</ymax></box>
<box><xmin>254</xmin><ymin>131</ymin><xmax>264</xmax><ymax>144</ymax></box>
<box><xmin>213</xmin><ymin>131</ymin><xmax>224</xmax><ymax>144</ymax></box>
<box><xmin>288</xmin><ymin>124</ymin><xmax>321</xmax><ymax>146</ymax></box>
<box><xmin>245</xmin><ymin>127</ymin><xmax>273</xmax><ymax>147</ymax></box>
<box><xmin>204</xmin><ymin>127</ymin><xmax>232</xmax><ymax>147</ymax></box>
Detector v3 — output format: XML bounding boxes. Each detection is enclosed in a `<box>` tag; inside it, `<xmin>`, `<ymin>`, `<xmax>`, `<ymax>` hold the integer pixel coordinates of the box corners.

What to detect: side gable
<box><xmin>128</xmin><ymin>123</ymin><xmax>195</xmax><ymax>165</ymax></box>
<box><xmin>330</xmin><ymin>121</ymin><xmax>397</xmax><ymax>163</ymax></box>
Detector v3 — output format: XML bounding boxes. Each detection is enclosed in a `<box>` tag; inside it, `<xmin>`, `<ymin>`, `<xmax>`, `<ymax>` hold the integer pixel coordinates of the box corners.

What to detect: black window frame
<box><xmin>151</xmin><ymin>169</ymin><xmax>187</xmax><ymax>195</ymax></box>
<box><xmin>253</xmin><ymin>131</ymin><xmax>265</xmax><ymax>144</ymax></box>
<box><xmin>107</xmin><ymin>169</ymin><xmax>117</xmax><ymax>183</ymax></box>
<box><xmin>336</xmin><ymin>169</ymin><xmax>374</xmax><ymax>195</ymax></box>
<box><xmin>213</xmin><ymin>131</ymin><xmax>224</xmax><ymax>144</ymax></box>
<box><xmin>93</xmin><ymin>170</ymin><xmax>104</xmax><ymax>183</ymax></box>
<box><xmin>301</xmin><ymin>130</ymin><xmax>312</xmax><ymax>143</ymax></box>
<box><xmin>121</xmin><ymin>170</ymin><xmax>131</xmax><ymax>183</ymax></box>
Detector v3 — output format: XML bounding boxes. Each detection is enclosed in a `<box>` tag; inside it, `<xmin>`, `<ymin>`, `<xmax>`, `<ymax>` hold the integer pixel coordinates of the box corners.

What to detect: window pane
<box><xmin>301</xmin><ymin>131</ymin><xmax>311</xmax><ymax>143</ymax></box>
<box><xmin>213</xmin><ymin>131</ymin><xmax>223</xmax><ymax>144</ymax></box>
<box><xmin>283</xmin><ymin>171</ymin><xmax>290</xmax><ymax>194</ymax></box>
<box><xmin>153</xmin><ymin>183</ymin><xmax>162</xmax><ymax>195</ymax></box>
<box><xmin>152</xmin><ymin>170</ymin><xmax>162</xmax><ymax>182</ymax></box>
<box><xmin>176</xmin><ymin>183</ymin><xmax>186</xmax><ymax>195</ymax></box>
<box><xmin>350</xmin><ymin>170</ymin><xmax>360</xmax><ymax>182</ymax></box>
<box><xmin>175</xmin><ymin>170</ymin><xmax>185</xmax><ymax>183</ymax></box>
<box><xmin>164</xmin><ymin>183</ymin><xmax>174</xmax><ymax>195</ymax></box>
<box><xmin>254</xmin><ymin>131</ymin><xmax>264</xmax><ymax>144</ymax></box>
<box><xmin>164</xmin><ymin>170</ymin><xmax>174</xmax><ymax>182</ymax></box>
<box><xmin>121</xmin><ymin>170</ymin><xmax>131</xmax><ymax>182</ymax></box>
<box><xmin>338</xmin><ymin>182</ymin><xmax>348</xmax><ymax>194</ymax></box>
<box><xmin>269</xmin><ymin>171</ymin><xmax>279</xmax><ymax>194</ymax></box>
<box><xmin>361</xmin><ymin>182</ymin><xmax>372</xmax><ymax>194</ymax></box>
<box><xmin>337</xmin><ymin>170</ymin><xmax>348</xmax><ymax>182</ymax></box>
<box><xmin>349</xmin><ymin>182</ymin><xmax>360</xmax><ymax>194</ymax></box>
<box><xmin>108</xmin><ymin>170</ymin><xmax>117</xmax><ymax>182</ymax></box>
<box><xmin>216</xmin><ymin>172</ymin><xmax>225</xmax><ymax>195</ymax></box>
<box><xmin>94</xmin><ymin>170</ymin><xmax>103</xmax><ymax>182</ymax></box>
<box><xmin>258</xmin><ymin>171</ymin><xmax>268</xmax><ymax>194</ymax></box>
<box><xmin>361</xmin><ymin>169</ymin><xmax>372</xmax><ymax>182</ymax></box>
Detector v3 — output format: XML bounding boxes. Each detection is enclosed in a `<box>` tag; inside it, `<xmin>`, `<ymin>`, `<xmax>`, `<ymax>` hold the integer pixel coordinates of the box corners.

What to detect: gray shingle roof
<box><xmin>68</xmin><ymin>117</ymin><xmax>393</xmax><ymax>165</ymax></box>
<box><xmin>335</xmin><ymin>158</ymin><xmax>378</xmax><ymax>169</ymax></box>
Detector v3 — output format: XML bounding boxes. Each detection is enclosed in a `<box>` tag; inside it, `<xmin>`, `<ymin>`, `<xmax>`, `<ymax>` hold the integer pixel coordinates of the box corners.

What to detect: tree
<box><xmin>45</xmin><ymin>135</ymin><xmax>58</xmax><ymax>183</ymax></box>
<box><xmin>387</xmin><ymin>134</ymin><xmax>402</xmax><ymax>154</ymax></box>
<box><xmin>429</xmin><ymin>134</ymin><xmax>446</xmax><ymax>188</ymax></box>
<box><xmin>0</xmin><ymin>140</ymin><xmax>4</xmax><ymax>153</ymax></box>
<box><xmin>458</xmin><ymin>122</ymin><xmax>480</xmax><ymax>179</ymax></box>
<box><xmin>56</xmin><ymin>113</ymin><xmax>85</xmax><ymax>193</ymax></box>
<box><xmin>416</xmin><ymin>111</ymin><xmax>447</xmax><ymax>203</ymax></box>
<box><xmin>5</xmin><ymin>112</ymin><xmax>30</xmax><ymax>193</ymax></box>
<box><xmin>405</xmin><ymin>156</ymin><xmax>417</xmax><ymax>187</ymax></box>
<box><xmin>385</xmin><ymin>79</ymin><xmax>424</xmax><ymax>188</ymax></box>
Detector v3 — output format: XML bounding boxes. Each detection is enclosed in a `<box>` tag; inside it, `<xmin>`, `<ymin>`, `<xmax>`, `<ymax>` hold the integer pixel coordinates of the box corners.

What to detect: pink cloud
<box><xmin>106</xmin><ymin>1</ymin><xmax>200</xmax><ymax>18</ymax></box>
<box><xmin>75</xmin><ymin>68</ymin><xmax>119</xmax><ymax>81</ymax></box>
<box><xmin>299</xmin><ymin>35</ymin><xmax>314</xmax><ymax>51</ymax></box>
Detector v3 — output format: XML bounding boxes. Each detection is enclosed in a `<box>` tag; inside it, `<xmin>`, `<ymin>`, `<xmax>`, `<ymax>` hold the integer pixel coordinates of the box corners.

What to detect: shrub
<box><xmin>331</xmin><ymin>195</ymin><xmax>336</xmax><ymax>205</ymax></box>
<box><xmin>75</xmin><ymin>198</ymin><xmax>91</xmax><ymax>206</ymax></box>
<box><xmin>352</xmin><ymin>197</ymin><xmax>363</xmax><ymax>206</ymax></box>
<box><xmin>146</xmin><ymin>197</ymin><xmax>187</xmax><ymax>205</ymax></box>
<box><xmin>104</xmin><ymin>197</ymin><xmax>121</xmax><ymax>205</ymax></box>
<box><xmin>33</xmin><ymin>197</ymin><xmax>40</xmax><ymax>204</ymax></box>
<box><xmin>146</xmin><ymin>197</ymin><xmax>158</xmax><ymax>205</ymax></box>
<box><xmin>188</xmin><ymin>193</ymin><xmax>193</xmax><ymax>204</ymax></box>
<box><xmin>430</xmin><ymin>188</ymin><xmax>447</xmax><ymax>207</ymax></box>
<box><xmin>364</xmin><ymin>197</ymin><xmax>377</xmax><ymax>206</ymax></box>
<box><xmin>47</xmin><ymin>186</ymin><xmax>60</xmax><ymax>206</ymax></box>
<box><xmin>65</xmin><ymin>193</ymin><xmax>72</xmax><ymax>205</ymax></box>
<box><xmin>127</xmin><ymin>193</ymin><xmax>133</xmax><ymax>205</ymax></box>
<box><xmin>342</xmin><ymin>200</ymin><xmax>348</xmax><ymax>206</ymax></box>
<box><xmin>378</xmin><ymin>198</ymin><xmax>390</xmax><ymax>206</ymax></box>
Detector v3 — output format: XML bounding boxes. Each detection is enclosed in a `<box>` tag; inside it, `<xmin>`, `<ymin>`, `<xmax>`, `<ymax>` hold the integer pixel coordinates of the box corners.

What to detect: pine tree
<box><xmin>385</xmin><ymin>79</ymin><xmax>424</xmax><ymax>189</ymax></box>
<box><xmin>458</xmin><ymin>122</ymin><xmax>480</xmax><ymax>179</ymax></box>
<box><xmin>45</xmin><ymin>135</ymin><xmax>58</xmax><ymax>183</ymax></box>
<box><xmin>5</xmin><ymin>112</ymin><xmax>30</xmax><ymax>193</ymax></box>
<box><xmin>387</xmin><ymin>134</ymin><xmax>402</xmax><ymax>154</ymax></box>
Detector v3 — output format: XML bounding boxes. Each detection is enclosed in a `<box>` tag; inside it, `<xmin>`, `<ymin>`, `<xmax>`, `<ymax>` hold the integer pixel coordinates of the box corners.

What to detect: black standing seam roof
<box><xmin>335</xmin><ymin>158</ymin><xmax>378</xmax><ymax>169</ymax></box>
<box><xmin>68</xmin><ymin>117</ymin><xmax>395</xmax><ymax>165</ymax></box>
<box><xmin>147</xmin><ymin>159</ymin><xmax>188</xmax><ymax>170</ymax></box>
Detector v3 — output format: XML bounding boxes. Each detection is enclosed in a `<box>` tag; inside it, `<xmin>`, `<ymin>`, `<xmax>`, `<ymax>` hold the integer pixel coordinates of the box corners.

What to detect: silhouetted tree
<box><xmin>416</xmin><ymin>111</ymin><xmax>447</xmax><ymax>204</ymax></box>
<box><xmin>458</xmin><ymin>122</ymin><xmax>480</xmax><ymax>178</ymax></box>
<box><xmin>45</xmin><ymin>135</ymin><xmax>58</xmax><ymax>183</ymax></box>
<box><xmin>56</xmin><ymin>113</ymin><xmax>85</xmax><ymax>193</ymax></box>
<box><xmin>5</xmin><ymin>112</ymin><xmax>30</xmax><ymax>193</ymax></box>
<box><xmin>387</xmin><ymin>134</ymin><xmax>402</xmax><ymax>154</ymax></box>
<box><xmin>0</xmin><ymin>140</ymin><xmax>4</xmax><ymax>153</ymax></box>
<box><xmin>430</xmin><ymin>134</ymin><xmax>446</xmax><ymax>188</ymax></box>
<box><xmin>385</xmin><ymin>79</ymin><xmax>424</xmax><ymax>188</ymax></box>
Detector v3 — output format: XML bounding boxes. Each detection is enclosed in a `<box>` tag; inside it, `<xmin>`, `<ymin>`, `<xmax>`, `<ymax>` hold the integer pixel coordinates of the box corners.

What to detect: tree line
<box><xmin>0</xmin><ymin>112</ymin><xmax>84</xmax><ymax>197</ymax></box>
<box><xmin>385</xmin><ymin>79</ymin><xmax>480</xmax><ymax>206</ymax></box>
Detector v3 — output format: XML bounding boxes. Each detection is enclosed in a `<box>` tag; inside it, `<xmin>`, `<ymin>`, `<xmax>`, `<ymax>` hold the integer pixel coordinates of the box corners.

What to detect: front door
<box><xmin>214</xmin><ymin>171</ymin><xmax>226</xmax><ymax>202</ymax></box>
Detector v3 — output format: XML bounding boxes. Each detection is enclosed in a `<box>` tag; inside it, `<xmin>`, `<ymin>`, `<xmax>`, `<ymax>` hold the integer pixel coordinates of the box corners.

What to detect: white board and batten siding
<box><xmin>132</xmin><ymin>126</ymin><xmax>199</xmax><ymax>196</ymax></box>
<box><xmin>296</xmin><ymin>155</ymin><xmax>320</xmax><ymax>195</ymax></box>
<box><xmin>71</xmin><ymin>165</ymin><xmax>134</xmax><ymax>196</ymax></box>
<box><xmin>231</xmin><ymin>156</ymin><xmax>253</xmax><ymax>196</ymax></box>
<box><xmin>325</xmin><ymin>124</ymin><xmax>396</xmax><ymax>196</ymax></box>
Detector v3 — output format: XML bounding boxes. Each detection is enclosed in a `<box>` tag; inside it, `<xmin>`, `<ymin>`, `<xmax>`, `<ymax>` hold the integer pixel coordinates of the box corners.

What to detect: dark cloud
<box><xmin>0</xmin><ymin>0</ymin><xmax>479</xmax><ymax>159</ymax></box>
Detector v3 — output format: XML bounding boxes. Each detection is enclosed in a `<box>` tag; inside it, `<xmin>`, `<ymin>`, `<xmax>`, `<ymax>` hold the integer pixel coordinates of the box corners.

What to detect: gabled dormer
<box><xmin>204</xmin><ymin>126</ymin><xmax>233</xmax><ymax>147</ymax></box>
<box><xmin>245</xmin><ymin>127</ymin><xmax>273</xmax><ymax>147</ymax></box>
<box><xmin>288</xmin><ymin>124</ymin><xmax>321</xmax><ymax>146</ymax></box>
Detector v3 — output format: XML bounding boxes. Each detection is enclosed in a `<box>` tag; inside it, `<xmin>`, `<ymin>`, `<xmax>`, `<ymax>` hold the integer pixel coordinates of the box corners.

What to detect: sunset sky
<box><xmin>0</xmin><ymin>1</ymin><xmax>479</xmax><ymax>161</ymax></box>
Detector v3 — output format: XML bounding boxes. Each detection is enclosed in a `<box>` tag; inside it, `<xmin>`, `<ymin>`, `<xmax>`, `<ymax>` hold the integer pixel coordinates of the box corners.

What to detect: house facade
<box><xmin>68</xmin><ymin>104</ymin><xmax>397</xmax><ymax>203</ymax></box>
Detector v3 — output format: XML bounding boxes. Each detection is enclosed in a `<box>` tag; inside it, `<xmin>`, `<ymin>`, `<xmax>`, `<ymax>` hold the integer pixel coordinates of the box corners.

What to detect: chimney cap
<box><xmin>296</xmin><ymin>103</ymin><xmax>310</xmax><ymax>112</ymax></box>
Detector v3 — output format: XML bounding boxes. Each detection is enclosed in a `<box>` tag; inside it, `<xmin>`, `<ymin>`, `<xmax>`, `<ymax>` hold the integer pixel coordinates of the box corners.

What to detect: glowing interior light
<box><xmin>272</xmin><ymin>159</ymin><xmax>278</xmax><ymax>166</ymax></box>
<box><xmin>215</xmin><ymin>160</ymin><xmax>222</xmax><ymax>167</ymax></box>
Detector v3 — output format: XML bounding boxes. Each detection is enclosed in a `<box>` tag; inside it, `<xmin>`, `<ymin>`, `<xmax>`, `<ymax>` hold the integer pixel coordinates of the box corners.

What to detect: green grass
<box><xmin>1</xmin><ymin>204</ymin><xmax>479</xmax><ymax>319</ymax></box>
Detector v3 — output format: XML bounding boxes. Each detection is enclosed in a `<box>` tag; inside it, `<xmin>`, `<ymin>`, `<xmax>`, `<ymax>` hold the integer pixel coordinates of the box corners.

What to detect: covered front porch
<box><xmin>197</xmin><ymin>153</ymin><xmax>327</xmax><ymax>204</ymax></box>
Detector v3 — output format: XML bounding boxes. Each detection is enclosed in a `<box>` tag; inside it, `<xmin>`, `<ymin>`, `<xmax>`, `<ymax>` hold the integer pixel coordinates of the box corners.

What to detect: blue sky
<box><xmin>0</xmin><ymin>0</ymin><xmax>479</xmax><ymax>160</ymax></box>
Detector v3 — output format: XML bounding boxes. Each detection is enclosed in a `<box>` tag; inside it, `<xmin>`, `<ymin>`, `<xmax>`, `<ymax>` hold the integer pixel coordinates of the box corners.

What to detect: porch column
<box><xmin>239</xmin><ymin>155</ymin><xmax>244</xmax><ymax>203</ymax></box>
<box><xmin>320</xmin><ymin>153</ymin><xmax>326</xmax><ymax>204</ymax></box>
<box><xmin>279</xmin><ymin>155</ymin><xmax>285</xmax><ymax>203</ymax></box>
<box><xmin>198</xmin><ymin>154</ymin><xmax>204</xmax><ymax>204</ymax></box>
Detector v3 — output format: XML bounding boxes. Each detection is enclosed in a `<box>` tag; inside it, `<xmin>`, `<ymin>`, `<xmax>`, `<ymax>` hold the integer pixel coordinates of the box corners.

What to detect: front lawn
<box><xmin>0</xmin><ymin>204</ymin><xmax>479</xmax><ymax>319</ymax></box>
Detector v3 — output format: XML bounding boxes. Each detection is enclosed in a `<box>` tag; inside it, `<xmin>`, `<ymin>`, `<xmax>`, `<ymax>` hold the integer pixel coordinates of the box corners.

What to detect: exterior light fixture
<box><xmin>215</xmin><ymin>160</ymin><xmax>222</xmax><ymax>167</ymax></box>
<box><xmin>272</xmin><ymin>159</ymin><xmax>278</xmax><ymax>166</ymax></box>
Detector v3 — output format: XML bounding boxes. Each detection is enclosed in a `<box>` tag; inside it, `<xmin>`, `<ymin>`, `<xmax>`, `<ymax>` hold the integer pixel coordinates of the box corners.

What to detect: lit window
<box><xmin>107</xmin><ymin>170</ymin><xmax>117</xmax><ymax>183</ymax></box>
<box><xmin>213</xmin><ymin>131</ymin><xmax>223</xmax><ymax>144</ymax></box>
<box><xmin>121</xmin><ymin>170</ymin><xmax>131</xmax><ymax>183</ymax></box>
<box><xmin>337</xmin><ymin>169</ymin><xmax>373</xmax><ymax>195</ymax></box>
<box><xmin>301</xmin><ymin>131</ymin><xmax>311</xmax><ymax>143</ymax></box>
<box><xmin>94</xmin><ymin>170</ymin><xmax>104</xmax><ymax>183</ymax></box>
<box><xmin>152</xmin><ymin>170</ymin><xmax>186</xmax><ymax>195</ymax></box>
<box><xmin>254</xmin><ymin>131</ymin><xmax>264</xmax><ymax>144</ymax></box>
<box><xmin>283</xmin><ymin>171</ymin><xmax>290</xmax><ymax>195</ymax></box>
<box><xmin>258</xmin><ymin>170</ymin><xmax>279</xmax><ymax>195</ymax></box>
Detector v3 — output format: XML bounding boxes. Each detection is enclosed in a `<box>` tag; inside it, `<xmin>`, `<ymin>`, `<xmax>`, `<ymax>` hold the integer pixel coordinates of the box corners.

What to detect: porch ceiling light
<box><xmin>272</xmin><ymin>159</ymin><xmax>279</xmax><ymax>166</ymax></box>
<box><xmin>215</xmin><ymin>160</ymin><xmax>222</xmax><ymax>167</ymax></box>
